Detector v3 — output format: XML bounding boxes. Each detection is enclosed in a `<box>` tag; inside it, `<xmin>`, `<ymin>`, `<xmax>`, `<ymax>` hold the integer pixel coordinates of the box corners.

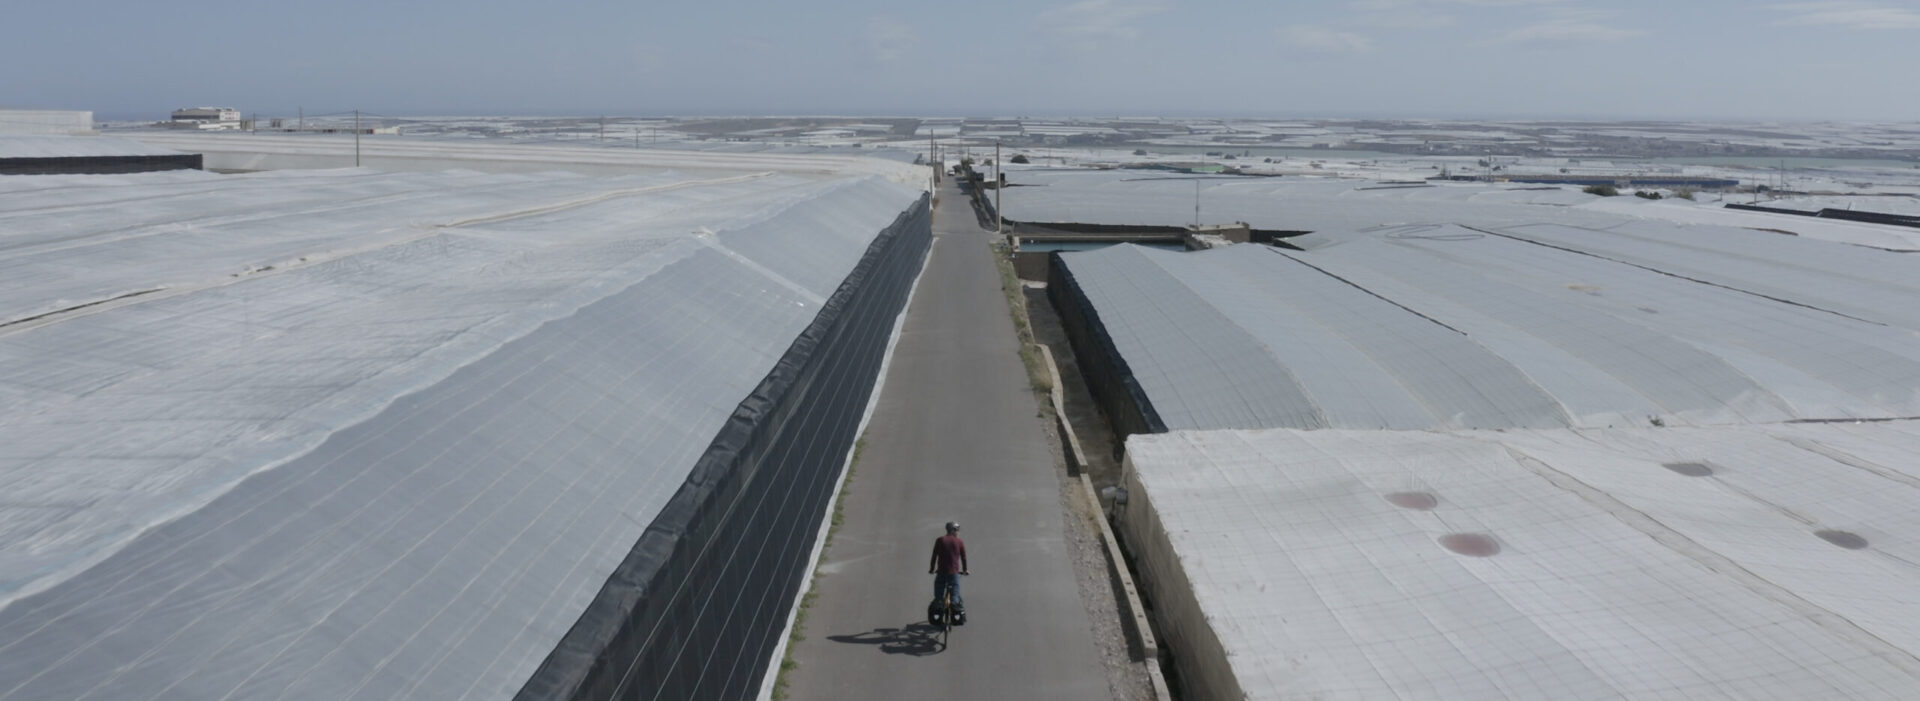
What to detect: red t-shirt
<box><xmin>930</xmin><ymin>534</ymin><xmax>968</xmax><ymax>574</ymax></box>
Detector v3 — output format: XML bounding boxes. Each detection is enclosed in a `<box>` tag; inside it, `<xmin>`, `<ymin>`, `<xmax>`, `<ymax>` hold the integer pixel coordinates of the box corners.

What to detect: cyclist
<box><xmin>929</xmin><ymin>521</ymin><xmax>969</xmax><ymax>621</ymax></box>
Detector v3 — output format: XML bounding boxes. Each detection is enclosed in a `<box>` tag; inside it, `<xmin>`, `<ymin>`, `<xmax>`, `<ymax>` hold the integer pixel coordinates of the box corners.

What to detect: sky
<box><xmin>5</xmin><ymin>0</ymin><xmax>1920</xmax><ymax>122</ymax></box>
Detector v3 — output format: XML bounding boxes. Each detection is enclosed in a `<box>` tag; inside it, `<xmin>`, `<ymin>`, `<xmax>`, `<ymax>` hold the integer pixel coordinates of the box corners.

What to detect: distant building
<box><xmin>0</xmin><ymin>109</ymin><xmax>94</xmax><ymax>135</ymax></box>
<box><xmin>172</xmin><ymin>107</ymin><xmax>240</xmax><ymax>123</ymax></box>
<box><xmin>169</xmin><ymin>107</ymin><xmax>242</xmax><ymax>130</ymax></box>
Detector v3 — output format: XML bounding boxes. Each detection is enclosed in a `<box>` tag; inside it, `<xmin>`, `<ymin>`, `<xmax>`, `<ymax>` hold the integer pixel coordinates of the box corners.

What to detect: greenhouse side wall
<box><xmin>1046</xmin><ymin>251</ymin><xmax>1167</xmax><ymax>440</ymax></box>
<box><xmin>0</xmin><ymin>154</ymin><xmax>202</xmax><ymax>175</ymax></box>
<box><xmin>518</xmin><ymin>194</ymin><xmax>932</xmax><ymax>701</ymax></box>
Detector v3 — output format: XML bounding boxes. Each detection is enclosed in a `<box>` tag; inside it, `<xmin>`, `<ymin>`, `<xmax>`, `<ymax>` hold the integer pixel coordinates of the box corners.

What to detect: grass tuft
<box><xmin>990</xmin><ymin>240</ymin><xmax>1054</xmax><ymax>396</ymax></box>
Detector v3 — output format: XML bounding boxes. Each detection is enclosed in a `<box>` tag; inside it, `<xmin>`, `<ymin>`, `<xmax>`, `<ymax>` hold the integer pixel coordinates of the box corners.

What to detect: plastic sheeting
<box><xmin>0</xmin><ymin>135</ymin><xmax>181</xmax><ymax>158</ymax></box>
<box><xmin>0</xmin><ymin>110</ymin><xmax>92</xmax><ymax>136</ymax></box>
<box><xmin>0</xmin><ymin>154</ymin><xmax>201</xmax><ymax>175</ymax></box>
<box><xmin>0</xmin><ymin>169</ymin><xmax>927</xmax><ymax>700</ymax></box>
<box><xmin>0</xmin><ymin>135</ymin><xmax>197</xmax><ymax>175</ymax></box>
<box><xmin>1002</xmin><ymin>172</ymin><xmax>1616</xmax><ymax>232</ymax></box>
<box><xmin>1495</xmin><ymin>221</ymin><xmax>1920</xmax><ymax>331</ymax></box>
<box><xmin>1051</xmin><ymin>228</ymin><xmax>1920</xmax><ymax>434</ymax></box>
<box><xmin>1046</xmin><ymin>253</ymin><xmax>1166</xmax><ymax>436</ymax></box>
<box><xmin>1122</xmin><ymin>425</ymin><xmax>1920</xmax><ymax>700</ymax></box>
<box><xmin>126</xmin><ymin>133</ymin><xmax>927</xmax><ymax>188</ymax></box>
<box><xmin>1000</xmin><ymin>170</ymin><xmax>1920</xmax><ymax>251</ymax></box>
<box><xmin>518</xmin><ymin>195</ymin><xmax>931</xmax><ymax>701</ymax></box>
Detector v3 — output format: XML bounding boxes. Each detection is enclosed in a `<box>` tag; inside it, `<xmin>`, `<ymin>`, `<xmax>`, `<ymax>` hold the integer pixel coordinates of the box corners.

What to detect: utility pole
<box><xmin>995</xmin><ymin>140</ymin><xmax>1003</xmax><ymax>234</ymax></box>
<box><xmin>354</xmin><ymin>109</ymin><xmax>361</xmax><ymax>167</ymax></box>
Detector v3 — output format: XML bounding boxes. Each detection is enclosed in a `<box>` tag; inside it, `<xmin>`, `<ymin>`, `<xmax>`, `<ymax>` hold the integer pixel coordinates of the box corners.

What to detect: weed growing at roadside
<box><xmin>771</xmin><ymin>432</ymin><xmax>868</xmax><ymax>700</ymax></box>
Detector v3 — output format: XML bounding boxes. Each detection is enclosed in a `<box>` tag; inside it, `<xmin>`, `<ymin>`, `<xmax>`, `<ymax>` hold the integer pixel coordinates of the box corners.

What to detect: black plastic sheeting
<box><xmin>0</xmin><ymin>154</ymin><xmax>202</xmax><ymax>175</ymax></box>
<box><xmin>1046</xmin><ymin>251</ymin><xmax>1167</xmax><ymax>440</ymax></box>
<box><xmin>1818</xmin><ymin>209</ymin><xmax>1920</xmax><ymax>228</ymax></box>
<box><xmin>517</xmin><ymin>193</ymin><xmax>932</xmax><ymax>701</ymax></box>
<box><xmin>1726</xmin><ymin>202</ymin><xmax>1819</xmax><ymax>217</ymax></box>
<box><xmin>1726</xmin><ymin>202</ymin><xmax>1920</xmax><ymax>229</ymax></box>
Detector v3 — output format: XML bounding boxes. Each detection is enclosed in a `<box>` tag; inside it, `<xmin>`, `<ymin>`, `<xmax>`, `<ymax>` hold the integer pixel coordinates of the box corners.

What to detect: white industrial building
<box><xmin>170</xmin><ymin>106</ymin><xmax>243</xmax><ymax>130</ymax></box>
<box><xmin>173</xmin><ymin>105</ymin><xmax>243</xmax><ymax>122</ymax></box>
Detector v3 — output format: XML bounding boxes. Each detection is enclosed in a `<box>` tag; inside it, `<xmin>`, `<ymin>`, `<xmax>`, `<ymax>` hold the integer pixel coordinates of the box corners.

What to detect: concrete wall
<box><xmin>1118</xmin><ymin>452</ymin><xmax>1243</xmax><ymax>701</ymax></box>
<box><xmin>1013</xmin><ymin>251</ymin><xmax>1052</xmax><ymax>281</ymax></box>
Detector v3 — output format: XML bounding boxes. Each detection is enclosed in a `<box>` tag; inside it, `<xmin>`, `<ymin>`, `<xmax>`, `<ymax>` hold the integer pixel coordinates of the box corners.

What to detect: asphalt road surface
<box><xmin>781</xmin><ymin>181</ymin><xmax>1111</xmax><ymax>700</ymax></box>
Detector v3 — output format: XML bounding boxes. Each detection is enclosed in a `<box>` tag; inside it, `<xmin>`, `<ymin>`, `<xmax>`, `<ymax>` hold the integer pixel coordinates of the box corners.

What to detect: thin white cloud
<box><xmin>1345</xmin><ymin>0</ymin><xmax>1457</xmax><ymax>28</ymax></box>
<box><xmin>866</xmin><ymin>17</ymin><xmax>916</xmax><ymax>62</ymax></box>
<box><xmin>1278</xmin><ymin>25</ymin><xmax>1376</xmax><ymax>53</ymax></box>
<box><xmin>1038</xmin><ymin>0</ymin><xmax>1172</xmax><ymax>50</ymax></box>
<box><xmin>1499</xmin><ymin>20</ymin><xmax>1640</xmax><ymax>42</ymax></box>
<box><xmin>1494</xmin><ymin>8</ymin><xmax>1640</xmax><ymax>43</ymax></box>
<box><xmin>1772</xmin><ymin>2</ymin><xmax>1920</xmax><ymax>29</ymax></box>
<box><xmin>1350</xmin><ymin>0</ymin><xmax>1559</xmax><ymax>8</ymax></box>
<box><xmin>1344</xmin><ymin>0</ymin><xmax>1569</xmax><ymax>30</ymax></box>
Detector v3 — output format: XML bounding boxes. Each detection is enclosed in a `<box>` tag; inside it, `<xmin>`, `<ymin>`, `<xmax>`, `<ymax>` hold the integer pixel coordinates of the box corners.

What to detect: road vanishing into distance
<box><xmin>781</xmin><ymin>181</ymin><xmax>1111</xmax><ymax>700</ymax></box>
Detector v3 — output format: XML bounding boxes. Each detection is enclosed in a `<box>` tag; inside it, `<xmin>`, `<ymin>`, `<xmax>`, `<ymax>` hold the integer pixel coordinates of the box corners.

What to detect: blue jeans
<box><xmin>933</xmin><ymin>573</ymin><xmax>963</xmax><ymax>608</ymax></box>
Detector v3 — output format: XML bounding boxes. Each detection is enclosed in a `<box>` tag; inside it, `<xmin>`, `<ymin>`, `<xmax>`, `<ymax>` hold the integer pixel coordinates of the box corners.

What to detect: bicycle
<box><xmin>938</xmin><ymin>588</ymin><xmax>954</xmax><ymax>647</ymax></box>
<box><xmin>928</xmin><ymin>572</ymin><xmax>967</xmax><ymax>648</ymax></box>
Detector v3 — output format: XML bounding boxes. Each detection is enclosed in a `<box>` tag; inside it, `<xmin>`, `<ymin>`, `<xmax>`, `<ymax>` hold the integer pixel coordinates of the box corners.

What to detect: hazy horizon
<box><xmin>10</xmin><ymin>0</ymin><xmax>1920</xmax><ymax>123</ymax></box>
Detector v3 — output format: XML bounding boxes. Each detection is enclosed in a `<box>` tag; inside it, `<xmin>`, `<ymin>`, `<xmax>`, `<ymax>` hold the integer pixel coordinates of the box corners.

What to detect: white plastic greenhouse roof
<box><xmin>1126</xmin><ymin>424</ymin><xmax>1920</xmax><ymax>700</ymax></box>
<box><xmin>1057</xmin><ymin>225</ymin><xmax>1920</xmax><ymax>431</ymax></box>
<box><xmin>0</xmin><ymin>135</ymin><xmax>182</xmax><ymax>159</ymax></box>
<box><xmin>1003</xmin><ymin>170</ymin><xmax>1920</xmax><ymax>250</ymax></box>
<box><xmin>127</xmin><ymin>132</ymin><xmax>927</xmax><ymax>186</ymax></box>
<box><xmin>0</xmin><ymin>167</ymin><xmax>921</xmax><ymax>699</ymax></box>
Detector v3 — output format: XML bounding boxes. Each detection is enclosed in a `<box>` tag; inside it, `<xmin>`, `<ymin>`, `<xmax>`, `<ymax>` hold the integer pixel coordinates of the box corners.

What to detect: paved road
<box><xmin>782</xmin><ymin>182</ymin><xmax>1111</xmax><ymax>700</ymax></box>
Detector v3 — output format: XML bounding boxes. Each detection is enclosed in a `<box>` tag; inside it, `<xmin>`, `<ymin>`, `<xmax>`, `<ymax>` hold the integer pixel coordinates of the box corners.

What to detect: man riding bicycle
<box><xmin>929</xmin><ymin>521</ymin><xmax>969</xmax><ymax>622</ymax></box>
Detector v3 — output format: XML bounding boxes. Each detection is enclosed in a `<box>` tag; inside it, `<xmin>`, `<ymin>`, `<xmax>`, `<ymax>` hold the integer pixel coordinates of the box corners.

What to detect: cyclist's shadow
<box><xmin>826</xmin><ymin>622</ymin><xmax>946</xmax><ymax>656</ymax></box>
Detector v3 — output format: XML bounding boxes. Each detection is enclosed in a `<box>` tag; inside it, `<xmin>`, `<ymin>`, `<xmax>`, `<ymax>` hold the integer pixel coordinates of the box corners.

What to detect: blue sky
<box><xmin>6</xmin><ymin>0</ymin><xmax>1919</xmax><ymax>121</ymax></box>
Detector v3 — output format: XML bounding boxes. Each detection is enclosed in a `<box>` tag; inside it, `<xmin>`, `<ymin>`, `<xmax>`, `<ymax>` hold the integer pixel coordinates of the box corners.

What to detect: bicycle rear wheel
<box><xmin>940</xmin><ymin>593</ymin><xmax>952</xmax><ymax>647</ymax></box>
